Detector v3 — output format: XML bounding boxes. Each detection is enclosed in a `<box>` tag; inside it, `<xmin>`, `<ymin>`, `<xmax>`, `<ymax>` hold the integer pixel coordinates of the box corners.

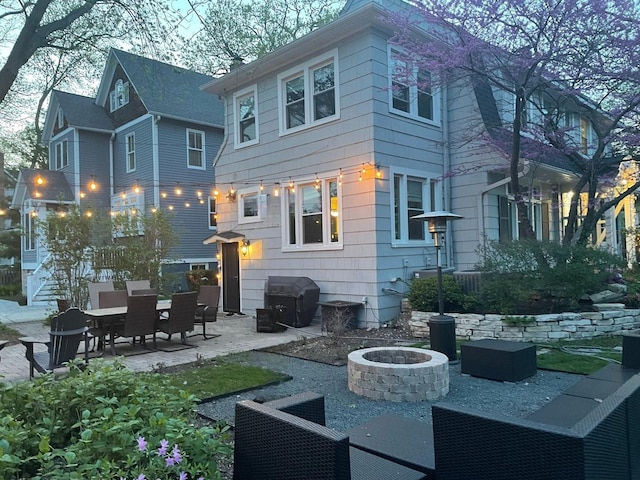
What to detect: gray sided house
<box><xmin>202</xmin><ymin>0</ymin><xmax>626</xmax><ymax>325</ymax></box>
<box><xmin>13</xmin><ymin>49</ymin><xmax>224</xmax><ymax>305</ymax></box>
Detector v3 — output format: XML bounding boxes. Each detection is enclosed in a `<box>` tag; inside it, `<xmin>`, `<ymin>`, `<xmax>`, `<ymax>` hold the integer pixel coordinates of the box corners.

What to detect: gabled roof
<box><xmin>11</xmin><ymin>169</ymin><xmax>75</xmax><ymax>209</ymax></box>
<box><xmin>96</xmin><ymin>49</ymin><xmax>224</xmax><ymax>127</ymax></box>
<box><xmin>42</xmin><ymin>90</ymin><xmax>114</xmax><ymax>144</ymax></box>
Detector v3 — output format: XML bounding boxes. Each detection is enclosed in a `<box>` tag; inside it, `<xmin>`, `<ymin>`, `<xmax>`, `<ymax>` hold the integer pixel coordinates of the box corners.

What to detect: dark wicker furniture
<box><xmin>233</xmin><ymin>399</ymin><xmax>427</xmax><ymax>480</ymax></box>
<box><xmin>194</xmin><ymin>285</ymin><xmax>220</xmax><ymax>339</ymax></box>
<box><xmin>157</xmin><ymin>291</ymin><xmax>198</xmax><ymax>344</ymax></box>
<box><xmin>433</xmin><ymin>366</ymin><xmax>640</xmax><ymax>480</ymax></box>
<box><xmin>460</xmin><ymin>338</ymin><xmax>536</xmax><ymax>381</ymax></box>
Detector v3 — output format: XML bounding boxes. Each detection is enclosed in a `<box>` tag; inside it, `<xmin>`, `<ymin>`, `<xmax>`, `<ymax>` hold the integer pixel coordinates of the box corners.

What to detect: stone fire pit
<box><xmin>347</xmin><ymin>347</ymin><xmax>449</xmax><ymax>402</ymax></box>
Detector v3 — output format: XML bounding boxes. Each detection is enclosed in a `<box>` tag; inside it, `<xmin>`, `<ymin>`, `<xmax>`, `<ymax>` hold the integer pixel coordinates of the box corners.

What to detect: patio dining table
<box><xmin>84</xmin><ymin>300</ymin><xmax>172</xmax><ymax>356</ymax></box>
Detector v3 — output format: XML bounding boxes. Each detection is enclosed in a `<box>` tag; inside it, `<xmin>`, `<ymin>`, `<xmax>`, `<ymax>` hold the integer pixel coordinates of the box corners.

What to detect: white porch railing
<box><xmin>26</xmin><ymin>253</ymin><xmax>52</xmax><ymax>306</ymax></box>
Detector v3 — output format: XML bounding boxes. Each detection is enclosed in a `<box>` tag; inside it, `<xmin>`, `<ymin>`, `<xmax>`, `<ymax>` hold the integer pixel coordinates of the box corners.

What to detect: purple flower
<box><xmin>165</xmin><ymin>456</ymin><xmax>176</xmax><ymax>467</ymax></box>
<box><xmin>179</xmin><ymin>472</ymin><xmax>188</xmax><ymax>480</ymax></box>
<box><xmin>157</xmin><ymin>439</ymin><xmax>169</xmax><ymax>456</ymax></box>
<box><xmin>136</xmin><ymin>437</ymin><xmax>147</xmax><ymax>452</ymax></box>
<box><xmin>136</xmin><ymin>475</ymin><xmax>146</xmax><ymax>480</ymax></box>
<box><xmin>171</xmin><ymin>444</ymin><xmax>183</xmax><ymax>464</ymax></box>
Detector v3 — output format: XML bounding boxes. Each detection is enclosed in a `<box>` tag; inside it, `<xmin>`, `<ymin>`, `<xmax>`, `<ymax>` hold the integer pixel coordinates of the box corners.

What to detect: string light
<box><xmin>376</xmin><ymin>164</ymin><xmax>382</xmax><ymax>178</ymax></box>
<box><xmin>89</xmin><ymin>176</ymin><xmax>97</xmax><ymax>191</ymax></box>
<box><xmin>315</xmin><ymin>174</ymin><xmax>320</xmax><ymax>190</ymax></box>
<box><xmin>175</xmin><ymin>183</ymin><xmax>182</xmax><ymax>195</ymax></box>
<box><xmin>339</xmin><ymin>168</ymin><xmax>343</xmax><ymax>185</ymax></box>
<box><xmin>35</xmin><ymin>175</ymin><xmax>44</xmax><ymax>185</ymax></box>
<box><xmin>161</xmin><ymin>192</ymin><xmax>167</xmax><ymax>198</ymax></box>
<box><xmin>259</xmin><ymin>180</ymin><xmax>264</xmax><ymax>191</ymax></box>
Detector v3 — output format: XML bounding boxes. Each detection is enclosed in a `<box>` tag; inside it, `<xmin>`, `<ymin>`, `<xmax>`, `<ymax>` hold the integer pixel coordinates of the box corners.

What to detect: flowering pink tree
<box><xmin>389</xmin><ymin>0</ymin><xmax>640</xmax><ymax>245</ymax></box>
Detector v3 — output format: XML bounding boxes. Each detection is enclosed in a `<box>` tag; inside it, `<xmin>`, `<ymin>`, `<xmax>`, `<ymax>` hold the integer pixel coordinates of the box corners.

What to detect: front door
<box><xmin>221</xmin><ymin>242</ymin><xmax>241</xmax><ymax>313</ymax></box>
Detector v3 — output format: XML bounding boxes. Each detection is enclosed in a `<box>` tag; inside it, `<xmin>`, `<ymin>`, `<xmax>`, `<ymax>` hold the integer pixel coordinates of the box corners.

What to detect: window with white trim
<box><xmin>187</xmin><ymin>129</ymin><xmax>205</xmax><ymax>169</ymax></box>
<box><xmin>392</xmin><ymin>171</ymin><xmax>439</xmax><ymax>243</ymax></box>
<box><xmin>190</xmin><ymin>263</ymin><xmax>207</xmax><ymax>270</ymax></box>
<box><xmin>126</xmin><ymin>133</ymin><xmax>136</xmax><ymax>172</ymax></box>
<box><xmin>389</xmin><ymin>47</ymin><xmax>439</xmax><ymax>124</ymax></box>
<box><xmin>23</xmin><ymin>211</ymin><xmax>35</xmax><ymax>251</ymax></box>
<box><xmin>278</xmin><ymin>50</ymin><xmax>339</xmax><ymax>134</ymax></box>
<box><xmin>283</xmin><ymin>176</ymin><xmax>341</xmax><ymax>249</ymax></box>
<box><xmin>109</xmin><ymin>79</ymin><xmax>130</xmax><ymax>112</ymax></box>
<box><xmin>238</xmin><ymin>189</ymin><xmax>266</xmax><ymax>224</ymax></box>
<box><xmin>208</xmin><ymin>196</ymin><xmax>217</xmax><ymax>229</ymax></box>
<box><xmin>56</xmin><ymin>108</ymin><xmax>64</xmax><ymax>129</ymax></box>
<box><xmin>54</xmin><ymin>140</ymin><xmax>68</xmax><ymax>170</ymax></box>
<box><xmin>234</xmin><ymin>87</ymin><xmax>258</xmax><ymax>146</ymax></box>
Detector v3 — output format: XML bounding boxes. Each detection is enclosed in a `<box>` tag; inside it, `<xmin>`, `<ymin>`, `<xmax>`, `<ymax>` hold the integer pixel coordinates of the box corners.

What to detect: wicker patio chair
<box><xmin>233</xmin><ymin>399</ymin><xmax>427</xmax><ymax>480</ymax></box>
<box><xmin>112</xmin><ymin>294</ymin><xmax>158</xmax><ymax>353</ymax></box>
<box><xmin>20</xmin><ymin>308</ymin><xmax>89</xmax><ymax>378</ymax></box>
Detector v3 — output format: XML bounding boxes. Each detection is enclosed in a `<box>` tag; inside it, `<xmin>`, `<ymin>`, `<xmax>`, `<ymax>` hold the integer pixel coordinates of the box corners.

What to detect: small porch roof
<box><xmin>203</xmin><ymin>230</ymin><xmax>246</xmax><ymax>244</ymax></box>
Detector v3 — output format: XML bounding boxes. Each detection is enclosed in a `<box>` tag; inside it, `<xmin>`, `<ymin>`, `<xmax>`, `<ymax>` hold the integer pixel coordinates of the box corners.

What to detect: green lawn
<box><xmin>142</xmin><ymin>359</ymin><xmax>290</xmax><ymax>401</ymax></box>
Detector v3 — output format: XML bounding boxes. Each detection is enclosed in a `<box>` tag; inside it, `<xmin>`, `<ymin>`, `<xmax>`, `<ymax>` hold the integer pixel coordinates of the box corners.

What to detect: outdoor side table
<box><xmin>461</xmin><ymin>339</ymin><xmax>536</xmax><ymax>382</ymax></box>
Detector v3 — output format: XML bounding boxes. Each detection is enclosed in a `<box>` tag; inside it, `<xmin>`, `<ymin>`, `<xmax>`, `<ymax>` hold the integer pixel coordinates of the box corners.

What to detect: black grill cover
<box><xmin>264</xmin><ymin>276</ymin><xmax>320</xmax><ymax>327</ymax></box>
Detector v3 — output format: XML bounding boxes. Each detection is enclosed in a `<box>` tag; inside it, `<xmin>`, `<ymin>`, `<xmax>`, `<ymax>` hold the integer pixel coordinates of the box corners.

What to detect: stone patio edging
<box><xmin>409</xmin><ymin>308</ymin><xmax>640</xmax><ymax>342</ymax></box>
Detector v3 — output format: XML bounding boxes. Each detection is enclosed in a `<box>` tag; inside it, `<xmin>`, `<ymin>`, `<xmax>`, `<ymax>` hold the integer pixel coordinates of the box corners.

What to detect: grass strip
<box><xmin>142</xmin><ymin>359</ymin><xmax>290</xmax><ymax>401</ymax></box>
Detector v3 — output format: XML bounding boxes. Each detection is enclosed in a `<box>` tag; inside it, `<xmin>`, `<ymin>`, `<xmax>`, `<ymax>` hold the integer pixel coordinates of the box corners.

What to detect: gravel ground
<box><xmin>197</xmin><ymin>350</ymin><xmax>581</xmax><ymax>431</ymax></box>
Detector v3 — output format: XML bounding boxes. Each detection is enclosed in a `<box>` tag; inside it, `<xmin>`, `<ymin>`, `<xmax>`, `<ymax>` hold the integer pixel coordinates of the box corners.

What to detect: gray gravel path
<box><xmin>197</xmin><ymin>351</ymin><xmax>581</xmax><ymax>431</ymax></box>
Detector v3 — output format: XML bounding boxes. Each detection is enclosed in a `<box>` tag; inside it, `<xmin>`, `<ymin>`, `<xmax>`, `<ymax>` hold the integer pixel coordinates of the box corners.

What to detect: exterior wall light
<box><xmin>241</xmin><ymin>239</ymin><xmax>250</xmax><ymax>256</ymax></box>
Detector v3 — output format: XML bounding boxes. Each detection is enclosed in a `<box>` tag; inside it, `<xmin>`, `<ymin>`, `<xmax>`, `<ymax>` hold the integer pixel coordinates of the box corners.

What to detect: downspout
<box><xmin>441</xmin><ymin>85</ymin><xmax>454</xmax><ymax>268</ymax></box>
<box><xmin>152</xmin><ymin>115</ymin><xmax>161</xmax><ymax>206</ymax></box>
<box><xmin>109</xmin><ymin>132</ymin><xmax>115</xmax><ymax>196</ymax></box>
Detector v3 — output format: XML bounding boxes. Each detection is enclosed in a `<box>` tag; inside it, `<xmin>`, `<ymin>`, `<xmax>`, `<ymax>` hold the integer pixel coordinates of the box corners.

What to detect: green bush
<box><xmin>408</xmin><ymin>275</ymin><xmax>468</xmax><ymax>312</ymax></box>
<box><xmin>476</xmin><ymin>240</ymin><xmax>623</xmax><ymax>314</ymax></box>
<box><xmin>0</xmin><ymin>359</ymin><xmax>230</xmax><ymax>479</ymax></box>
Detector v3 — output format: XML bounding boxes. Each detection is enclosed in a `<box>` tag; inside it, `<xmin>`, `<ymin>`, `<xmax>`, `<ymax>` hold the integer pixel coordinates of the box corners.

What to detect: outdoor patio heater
<box><xmin>412</xmin><ymin>210</ymin><xmax>463</xmax><ymax>362</ymax></box>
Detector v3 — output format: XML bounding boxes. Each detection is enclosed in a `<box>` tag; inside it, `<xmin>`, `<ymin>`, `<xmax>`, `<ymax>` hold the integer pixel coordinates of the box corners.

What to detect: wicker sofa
<box><xmin>433</xmin><ymin>364</ymin><xmax>640</xmax><ymax>480</ymax></box>
<box><xmin>233</xmin><ymin>393</ymin><xmax>427</xmax><ymax>480</ymax></box>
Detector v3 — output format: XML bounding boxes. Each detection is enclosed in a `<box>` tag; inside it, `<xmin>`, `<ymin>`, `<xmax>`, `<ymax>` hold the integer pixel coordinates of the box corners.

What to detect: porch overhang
<box><xmin>203</xmin><ymin>230</ymin><xmax>245</xmax><ymax>244</ymax></box>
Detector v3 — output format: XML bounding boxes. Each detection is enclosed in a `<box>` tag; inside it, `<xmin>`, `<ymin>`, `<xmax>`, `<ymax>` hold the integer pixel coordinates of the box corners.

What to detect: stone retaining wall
<box><xmin>409</xmin><ymin>308</ymin><xmax>640</xmax><ymax>342</ymax></box>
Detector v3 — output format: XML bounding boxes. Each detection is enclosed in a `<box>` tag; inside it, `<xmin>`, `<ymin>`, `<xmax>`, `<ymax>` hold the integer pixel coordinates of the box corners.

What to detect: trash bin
<box><xmin>264</xmin><ymin>276</ymin><xmax>320</xmax><ymax>327</ymax></box>
<box><xmin>428</xmin><ymin>314</ymin><xmax>457</xmax><ymax>362</ymax></box>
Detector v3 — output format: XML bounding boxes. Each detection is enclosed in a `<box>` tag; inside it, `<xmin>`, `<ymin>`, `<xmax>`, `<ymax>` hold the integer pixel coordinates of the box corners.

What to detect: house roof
<box><xmin>98</xmin><ymin>49</ymin><xmax>224</xmax><ymax>128</ymax></box>
<box><xmin>11</xmin><ymin>169</ymin><xmax>75</xmax><ymax>209</ymax></box>
<box><xmin>56</xmin><ymin>91</ymin><xmax>115</xmax><ymax>131</ymax></box>
<box><xmin>203</xmin><ymin>2</ymin><xmax>393</xmax><ymax>95</ymax></box>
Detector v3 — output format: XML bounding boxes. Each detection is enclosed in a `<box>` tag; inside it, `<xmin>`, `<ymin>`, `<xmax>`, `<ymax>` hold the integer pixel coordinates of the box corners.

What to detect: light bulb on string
<box><xmin>260</xmin><ymin>181</ymin><xmax>264</xmax><ymax>192</ymax></box>
<box><xmin>175</xmin><ymin>183</ymin><xmax>182</xmax><ymax>196</ymax></box>
<box><xmin>315</xmin><ymin>174</ymin><xmax>320</xmax><ymax>190</ymax></box>
<box><xmin>338</xmin><ymin>169</ymin><xmax>343</xmax><ymax>185</ymax></box>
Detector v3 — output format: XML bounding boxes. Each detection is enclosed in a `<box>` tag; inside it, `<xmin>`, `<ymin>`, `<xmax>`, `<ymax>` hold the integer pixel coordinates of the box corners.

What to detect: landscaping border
<box><xmin>409</xmin><ymin>307</ymin><xmax>640</xmax><ymax>342</ymax></box>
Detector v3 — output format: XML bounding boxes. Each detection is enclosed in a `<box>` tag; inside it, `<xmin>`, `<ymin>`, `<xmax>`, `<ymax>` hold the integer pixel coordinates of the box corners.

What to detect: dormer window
<box><xmin>56</xmin><ymin>108</ymin><xmax>64</xmax><ymax>129</ymax></box>
<box><xmin>109</xmin><ymin>79</ymin><xmax>130</xmax><ymax>112</ymax></box>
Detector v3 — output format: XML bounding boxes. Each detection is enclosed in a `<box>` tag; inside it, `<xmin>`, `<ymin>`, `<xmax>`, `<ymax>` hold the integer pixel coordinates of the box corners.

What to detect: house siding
<box><xmin>214</xmin><ymin>27</ymin><xmax>448</xmax><ymax>324</ymax></box>
<box><xmin>156</xmin><ymin>118</ymin><xmax>222</xmax><ymax>260</ymax></box>
<box><xmin>78</xmin><ymin>130</ymin><xmax>111</xmax><ymax>211</ymax></box>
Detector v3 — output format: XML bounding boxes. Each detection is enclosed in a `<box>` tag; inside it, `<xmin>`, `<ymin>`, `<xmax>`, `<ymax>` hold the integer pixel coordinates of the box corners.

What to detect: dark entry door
<box><xmin>221</xmin><ymin>242</ymin><xmax>241</xmax><ymax>313</ymax></box>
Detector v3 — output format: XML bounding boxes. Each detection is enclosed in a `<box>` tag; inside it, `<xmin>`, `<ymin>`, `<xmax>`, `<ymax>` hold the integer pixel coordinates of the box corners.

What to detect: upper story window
<box><xmin>208</xmin><ymin>196</ymin><xmax>217</xmax><ymax>229</ymax></box>
<box><xmin>392</xmin><ymin>169</ymin><xmax>440</xmax><ymax>244</ymax></box>
<box><xmin>238</xmin><ymin>188</ymin><xmax>266</xmax><ymax>224</ymax></box>
<box><xmin>234</xmin><ymin>87</ymin><xmax>258</xmax><ymax>147</ymax></box>
<box><xmin>126</xmin><ymin>133</ymin><xmax>136</xmax><ymax>172</ymax></box>
<box><xmin>389</xmin><ymin>47</ymin><xmax>440</xmax><ymax>125</ymax></box>
<box><xmin>109</xmin><ymin>79</ymin><xmax>130</xmax><ymax>112</ymax></box>
<box><xmin>56</xmin><ymin>108</ymin><xmax>64</xmax><ymax>129</ymax></box>
<box><xmin>187</xmin><ymin>129</ymin><xmax>205</xmax><ymax>169</ymax></box>
<box><xmin>282</xmin><ymin>175</ymin><xmax>341</xmax><ymax>250</ymax></box>
<box><xmin>565</xmin><ymin>112</ymin><xmax>596</xmax><ymax>155</ymax></box>
<box><xmin>278</xmin><ymin>50</ymin><xmax>339</xmax><ymax>135</ymax></box>
<box><xmin>54</xmin><ymin>140</ymin><xmax>68</xmax><ymax>170</ymax></box>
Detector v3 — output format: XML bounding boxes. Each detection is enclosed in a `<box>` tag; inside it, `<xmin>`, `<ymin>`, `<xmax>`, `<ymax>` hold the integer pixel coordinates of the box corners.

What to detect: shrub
<box><xmin>0</xmin><ymin>359</ymin><xmax>230</xmax><ymax>479</ymax></box>
<box><xmin>408</xmin><ymin>275</ymin><xmax>468</xmax><ymax>312</ymax></box>
<box><xmin>476</xmin><ymin>240</ymin><xmax>623</xmax><ymax>314</ymax></box>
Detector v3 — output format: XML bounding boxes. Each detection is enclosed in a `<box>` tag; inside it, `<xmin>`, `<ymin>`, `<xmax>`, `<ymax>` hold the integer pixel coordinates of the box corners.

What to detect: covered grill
<box><xmin>264</xmin><ymin>276</ymin><xmax>320</xmax><ymax>327</ymax></box>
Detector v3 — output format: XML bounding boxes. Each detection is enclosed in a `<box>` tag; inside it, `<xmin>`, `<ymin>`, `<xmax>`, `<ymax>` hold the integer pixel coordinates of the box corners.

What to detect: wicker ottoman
<box><xmin>461</xmin><ymin>339</ymin><xmax>536</xmax><ymax>382</ymax></box>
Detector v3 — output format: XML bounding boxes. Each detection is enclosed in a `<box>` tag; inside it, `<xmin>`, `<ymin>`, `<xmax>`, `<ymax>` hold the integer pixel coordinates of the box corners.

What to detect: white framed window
<box><xmin>109</xmin><ymin>79</ymin><xmax>130</xmax><ymax>112</ymax></box>
<box><xmin>187</xmin><ymin>129</ymin><xmax>205</xmax><ymax>169</ymax></box>
<box><xmin>56</xmin><ymin>108</ymin><xmax>64</xmax><ymax>129</ymax></box>
<box><xmin>565</xmin><ymin>112</ymin><xmax>596</xmax><ymax>156</ymax></box>
<box><xmin>125</xmin><ymin>133</ymin><xmax>136</xmax><ymax>172</ymax></box>
<box><xmin>54</xmin><ymin>140</ymin><xmax>68</xmax><ymax>170</ymax></box>
<box><xmin>391</xmin><ymin>169</ymin><xmax>440</xmax><ymax>244</ymax></box>
<box><xmin>278</xmin><ymin>49</ymin><xmax>339</xmax><ymax>135</ymax></box>
<box><xmin>23</xmin><ymin>211</ymin><xmax>35</xmax><ymax>251</ymax></box>
<box><xmin>388</xmin><ymin>46</ymin><xmax>440</xmax><ymax>125</ymax></box>
<box><xmin>190</xmin><ymin>263</ymin><xmax>207</xmax><ymax>270</ymax></box>
<box><xmin>238</xmin><ymin>188</ymin><xmax>267</xmax><ymax>224</ymax></box>
<box><xmin>110</xmin><ymin>190</ymin><xmax>145</xmax><ymax>236</ymax></box>
<box><xmin>282</xmin><ymin>175</ymin><xmax>342</xmax><ymax>250</ymax></box>
<box><xmin>234</xmin><ymin>87</ymin><xmax>258</xmax><ymax>147</ymax></box>
<box><xmin>208</xmin><ymin>196</ymin><xmax>217</xmax><ymax>229</ymax></box>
